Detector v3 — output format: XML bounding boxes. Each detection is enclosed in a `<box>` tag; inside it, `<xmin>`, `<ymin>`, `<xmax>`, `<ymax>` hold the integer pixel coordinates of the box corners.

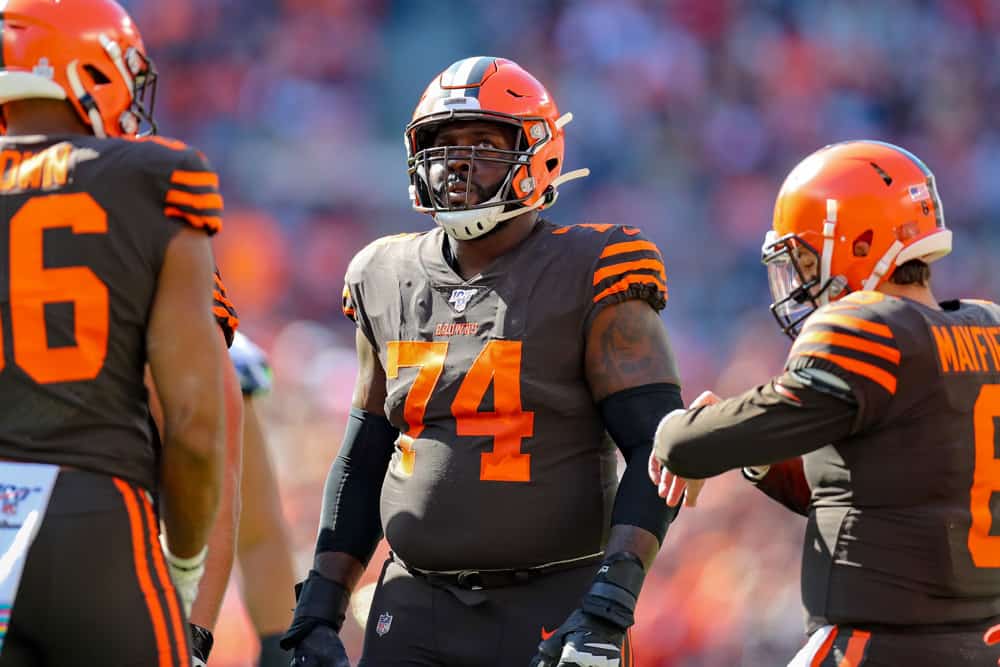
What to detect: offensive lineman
<box><xmin>281</xmin><ymin>56</ymin><xmax>685</xmax><ymax>666</ymax></box>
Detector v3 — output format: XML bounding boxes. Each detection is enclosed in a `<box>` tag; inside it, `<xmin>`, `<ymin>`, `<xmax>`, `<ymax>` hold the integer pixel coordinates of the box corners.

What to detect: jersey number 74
<box><xmin>386</xmin><ymin>340</ymin><xmax>535</xmax><ymax>483</ymax></box>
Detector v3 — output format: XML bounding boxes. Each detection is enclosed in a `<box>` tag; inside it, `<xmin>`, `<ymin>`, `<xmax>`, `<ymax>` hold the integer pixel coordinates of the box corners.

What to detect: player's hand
<box><xmin>286</xmin><ymin>623</ymin><xmax>350</xmax><ymax>667</ymax></box>
<box><xmin>529</xmin><ymin>609</ymin><xmax>624</xmax><ymax>667</ymax></box>
<box><xmin>648</xmin><ymin>390</ymin><xmax>720</xmax><ymax>507</ymax></box>
<box><xmin>159</xmin><ymin>535</ymin><xmax>207</xmax><ymax>618</ymax></box>
<box><xmin>281</xmin><ymin>570</ymin><xmax>351</xmax><ymax>667</ymax></box>
<box><xmin>189</xmin><ymin>623</ymin><xmax>213</xmax><ymax>666</ymax></box>
<box><xmin>648</xmin><ymin>453</ymin><xmax>706</xmax><ymax>507</ymax></box>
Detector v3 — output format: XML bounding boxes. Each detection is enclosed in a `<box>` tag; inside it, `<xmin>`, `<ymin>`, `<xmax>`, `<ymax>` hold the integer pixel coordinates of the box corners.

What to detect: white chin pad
<box><xmin>435</xmin><ymin>204</ymin><xmax>505</xmax><ymax>240</ymax></box>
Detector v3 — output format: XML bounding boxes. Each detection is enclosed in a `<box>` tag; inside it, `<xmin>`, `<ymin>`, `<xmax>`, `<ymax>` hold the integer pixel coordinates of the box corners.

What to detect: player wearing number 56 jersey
<box><xmin>282</xmin><ymin>57</ymin><xmax>685</xmax><ymax>667</ymax></box>
<box><xmin>0</xmin><ymin>2</ymin><xmax>228</xmax><ymax>666</ymax></box>
<box><xmin>652</xmin><ymin>141</ymin><xmax>1000</xmax><ymax>666</ymax></box>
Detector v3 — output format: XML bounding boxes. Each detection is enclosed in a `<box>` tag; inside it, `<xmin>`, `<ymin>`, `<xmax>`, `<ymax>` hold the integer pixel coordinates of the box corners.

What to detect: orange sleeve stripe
<box><xmin>839</xmin><ymin>630</ymin><xmax>871</xmax><ymax>667</ymax></box>
<box><xmin>165</xmin><ymin>189</ymin><xmax>223</xmax><ymax>210</ymax></box>
<box><xmin>170</xmin><ymin>170</ymin><xmax>219</xmax><ymax>189</ymax></box>
<box><xmin>593</xmin><ymin>258</ymin><xmax>666</xmax><ymax>285</ymax></box>
<box><xmin>164</xmin><ymin>207</ymin><xmax>222</xmax><ymax>233</ymax></box>
<box><xmin>213</xmin><ymin>287</ymin><xmax>236</xmax><ymax>310</ymax></box>
<box><xmin>213</xmin><ymin>306</ymin><xmax>240</xmax><ymax>330</ymax></box>
<box><xmin>797</xmin><ymin>350</ymin><xmax>897</xmax><ymax>394</ymax></box>
<box><xmin>112</xmin><ymin>479</ymin><xmax>175</xmax><ymax>667</ymax></box>
<box><xmin>795</xmin><ymin>330</ymin><xmax>900</xmax><ymax>364</ymax></box>
<box><xmin>593</xmin><ymin>274</ymin><xmax>667</xmax><ymax>304</ymax></box>
<box><xmin>807</xmin><ymin>312</ymin><xmax>893</xmax><ymax>339</ymax></box>
<box><xmin>126</xmin><ymin>135</ymin><xmax>189</xmax><ymax>151</ymax></box>
<box><xmin>599</xmin><ymin>240</ymin><xmax>661</xmax><ymax>259</ymax></box>
<box><xmin>140</xmin><ymin>489</ymin><xmax>190</xmax><ymax>663</ymax></box>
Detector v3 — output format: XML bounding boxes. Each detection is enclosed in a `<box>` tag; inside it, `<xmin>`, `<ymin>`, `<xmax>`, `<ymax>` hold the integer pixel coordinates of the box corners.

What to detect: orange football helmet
<box><xmin>763</xmin><ymin>140</ymin><xmax>952</xmax><ymax>337</ymax></box>
<box><xmin>0</xmin><ymin>0</ymin><xmax>157</xmax><ymax>138</ymax></box>
<box><xmin>406</xmin><ymin>56</ymin><xmax>588</xmax><ymax>240</ymax></box>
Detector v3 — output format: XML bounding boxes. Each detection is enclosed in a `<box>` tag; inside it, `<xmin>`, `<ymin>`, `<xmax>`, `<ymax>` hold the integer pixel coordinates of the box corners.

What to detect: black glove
<box><xmin>529</xmin><ymin>552</ymin><xmax>645</xmax><ymax>667</ymax></box>
<box><xmin>257</xmin><ymin>632</ymin><xmax>292</xmax><ymax>667</ymax></box>
<box><xmin>280</xmin><ymin>570</ymin><xmax>351</xmax><ymax>667</ymax></box>
<box><xmin>530</xmin><ymin>609</ymin><xmax>625</xmax><ymax>667</ymax></box>
<box><xmin>190</xmin><ymin>623</ymin><xmax>213</xmax><ymax>667</ymax></box>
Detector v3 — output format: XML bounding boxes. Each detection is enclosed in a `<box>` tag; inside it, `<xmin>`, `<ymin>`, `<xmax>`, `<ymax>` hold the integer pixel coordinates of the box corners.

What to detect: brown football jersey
<box><xmin>0</xmin><ymin>135</ymin><xmax>226</xmax><ymax>492</ymax></box>
<box><xmin>786</xmin><ymin>291</ymin><xmax>1000</xmax><ymax>627</ymax></box>
<box><xmin>343</xmin><ymin>220</ymin><xmax>667</xmax><ymax>570</ymax></box>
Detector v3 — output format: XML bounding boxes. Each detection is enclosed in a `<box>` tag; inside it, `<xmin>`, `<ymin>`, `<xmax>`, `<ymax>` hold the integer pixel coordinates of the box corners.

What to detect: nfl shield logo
<box><xmin>448</xmin><ymin>288</ymin><xmax>478</xmax><ymax>313</ymax></box>
<box><xmin>376</xmin><ymin>611</ymin><xmax>393</xmax><ymax>637</ymax></box>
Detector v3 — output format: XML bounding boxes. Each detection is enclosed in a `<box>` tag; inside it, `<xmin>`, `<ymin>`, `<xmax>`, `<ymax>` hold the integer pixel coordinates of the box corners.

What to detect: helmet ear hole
<box><xmin>853</xmin><ymin>230</ymin><xmax>873</xmax><ymax>257</ymax></box>
<box><xmin>546</xmin><ymin>158</ymin><xmax>559</xmax><ymax>172</ymax></box>
<box><xmin>83</xmin><ymin>65</ymin><xmax>111</xmax><ymax>86</ymax></box>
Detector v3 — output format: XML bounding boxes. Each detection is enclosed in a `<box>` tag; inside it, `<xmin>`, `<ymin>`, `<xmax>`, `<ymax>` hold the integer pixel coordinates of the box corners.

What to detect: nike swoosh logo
<box><xmin>541</xmin><ymin>627</ymin><xmax>556</xmax><ymax>640</ymax></box>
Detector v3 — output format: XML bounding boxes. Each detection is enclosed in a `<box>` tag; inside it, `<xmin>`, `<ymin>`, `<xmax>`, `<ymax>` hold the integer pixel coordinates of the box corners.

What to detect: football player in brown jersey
<box><xmin>146</xmin><ymin>274</ymin><xmax>243</xmax><ymax>667</ymax></box>
<box><xmin>651</xmin><ymin>141</ymin><xmax>1000</xmax><ymax>666</ymax></box>
<box><xmin>281</xmin><ymin>57</ymin><xmax>686</xmax><ymax>667</ymax></box>
<box><xmin>0</xmin><ymin>1</ymin><xmax>230</xmax><ymax>665</ymax></box>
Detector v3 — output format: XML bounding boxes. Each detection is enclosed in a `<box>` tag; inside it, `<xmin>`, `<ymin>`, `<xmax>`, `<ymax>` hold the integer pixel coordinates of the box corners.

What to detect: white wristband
<box><xmin>159</xmin><ymin>535</ymin><xmax>207</xmax><ymax>617</ymax></box>
<box><xmin>160</xmin><ymin>540</ymin><xmax>208</xmax><ymax>570</ymax></box>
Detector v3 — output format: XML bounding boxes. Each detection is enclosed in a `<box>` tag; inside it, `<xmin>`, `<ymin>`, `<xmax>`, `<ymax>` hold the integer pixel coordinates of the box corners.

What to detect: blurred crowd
<box><xmin>116</xmin><ymin>0</ymin><xmax>1000</xmax><ymax>664</ymax></box>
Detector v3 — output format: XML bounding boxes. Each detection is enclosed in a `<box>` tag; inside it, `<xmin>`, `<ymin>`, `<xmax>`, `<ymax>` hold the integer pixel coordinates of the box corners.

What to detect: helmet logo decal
<box><xmin>32</xmin><ymin>58</ymin><xmax>54</xmax><ymax>79</ymax></box>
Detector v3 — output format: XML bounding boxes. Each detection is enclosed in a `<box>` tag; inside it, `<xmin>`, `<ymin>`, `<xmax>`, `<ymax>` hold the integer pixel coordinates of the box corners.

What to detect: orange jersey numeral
<box><xmin>5</xmin><ymin>193</ymin><xmax>109</xmax><ymax>383</ymax></box>
<box><xmin>386</xmin><ymin>339</ymin><xmax>535</xmax><ymax>482</ymax></box>
<box><xmin>386</xmin><ymin>341</ymin><xmax>449</xmax><ymax>476</ymax></box>
<box><xmin>454</xmin><ymin>341</ymin><xmax>534</xmax><ymax>482</ymax></box>
<box><xmin>970</xmin><ymin>384</ymin><xmax>1000</xmax><ymax>567</ymax></box>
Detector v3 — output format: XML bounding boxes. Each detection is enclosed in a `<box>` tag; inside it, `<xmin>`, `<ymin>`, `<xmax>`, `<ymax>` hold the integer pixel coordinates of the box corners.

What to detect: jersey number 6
<box><xmin>970</xmin><ymin>383</ymin><xmax>1000</xmax><ymax>567</ymax></box>
<box><xmin>0</xmin><ymin>193</ymin><xmax>109</xmax><ymax>383</ymax></box>
<box><xmin>387</xmin><ymin>340</ymin><xmax>535</xmax><ymax>483</ymax></box>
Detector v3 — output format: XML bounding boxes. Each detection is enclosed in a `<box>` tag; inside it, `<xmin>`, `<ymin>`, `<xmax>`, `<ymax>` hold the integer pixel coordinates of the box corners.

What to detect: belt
<box><xmin>392</xmin><ymin>551</ymin><xmax>604</xmax><ymax>591</ymax></box>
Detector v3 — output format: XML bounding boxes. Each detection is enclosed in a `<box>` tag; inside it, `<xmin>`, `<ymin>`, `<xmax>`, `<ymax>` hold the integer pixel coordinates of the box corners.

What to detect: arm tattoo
<box><xmin>586</xmin><ymin>300</ymin><xmax>679</xmax><ymax>400</ymax></box>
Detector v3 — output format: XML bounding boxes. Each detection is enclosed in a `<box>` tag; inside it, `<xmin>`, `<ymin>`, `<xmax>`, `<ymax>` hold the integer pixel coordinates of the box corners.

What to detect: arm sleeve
<box><xmin>584</xmin><ymin>226</ymin><xmax>668</xmax><ymax>330</ymax></box>
<box><xmin>599</xmin><ymin>383</ymin><xmax>684</xmax><ymax>544</ymax></box>
<box><xmin>315</xmin><ymin>408</ymin><xmax>398</xmax><ymax>564</ymax></box>
<box><xmin>653</xmin><ymin>370</ymin><xmax>857</xmax><ymax>479</ymax></box>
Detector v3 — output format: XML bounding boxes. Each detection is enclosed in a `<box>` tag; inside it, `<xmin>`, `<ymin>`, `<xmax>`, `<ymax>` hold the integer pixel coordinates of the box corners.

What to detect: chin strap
<box><xmin>491</xmin><ymin>168</ymin><xmax>591</xmax><ymax>223</ymax></box>
<box><xmin>861</xmin><ymin>240</ymin><xmax>904</xmax><ymax>291</ymax></box>
<box><xmin>819</xmin><ymin>198</ymin><xmax>837</xmax><ymax>305</ymax></box>
<box><xmin>66</xmin><ymin>60</ymin><xmax>106</xmax><ymax>138</ymax></box>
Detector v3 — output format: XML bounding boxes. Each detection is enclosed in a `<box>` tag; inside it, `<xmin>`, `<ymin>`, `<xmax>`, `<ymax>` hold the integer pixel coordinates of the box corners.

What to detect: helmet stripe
<box><xmin>441</xmin><ymin>56</ymin><xmax>494</xmax><ymax>99</ymax></box>
<box><xmin>462</xmin><ymin>57</ymin><xmax>494</xmax><ymax>98</ymax></box>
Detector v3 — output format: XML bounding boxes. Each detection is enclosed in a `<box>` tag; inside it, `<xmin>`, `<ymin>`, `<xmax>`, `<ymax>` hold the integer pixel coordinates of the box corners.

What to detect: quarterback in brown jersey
<box><xmin>0</xmin><ymin>1</ymin><xmax>230</xmax><ymax>666</ymax></box>
<box><xmin>651</xmin><ymin>141</ymin><xmax>1000</xmax><ymax>666</ymax></box>
<box><xmin>281</xmin><ymin>57</ymin><xmax>685</xmax><ymax>666</ymax></box>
